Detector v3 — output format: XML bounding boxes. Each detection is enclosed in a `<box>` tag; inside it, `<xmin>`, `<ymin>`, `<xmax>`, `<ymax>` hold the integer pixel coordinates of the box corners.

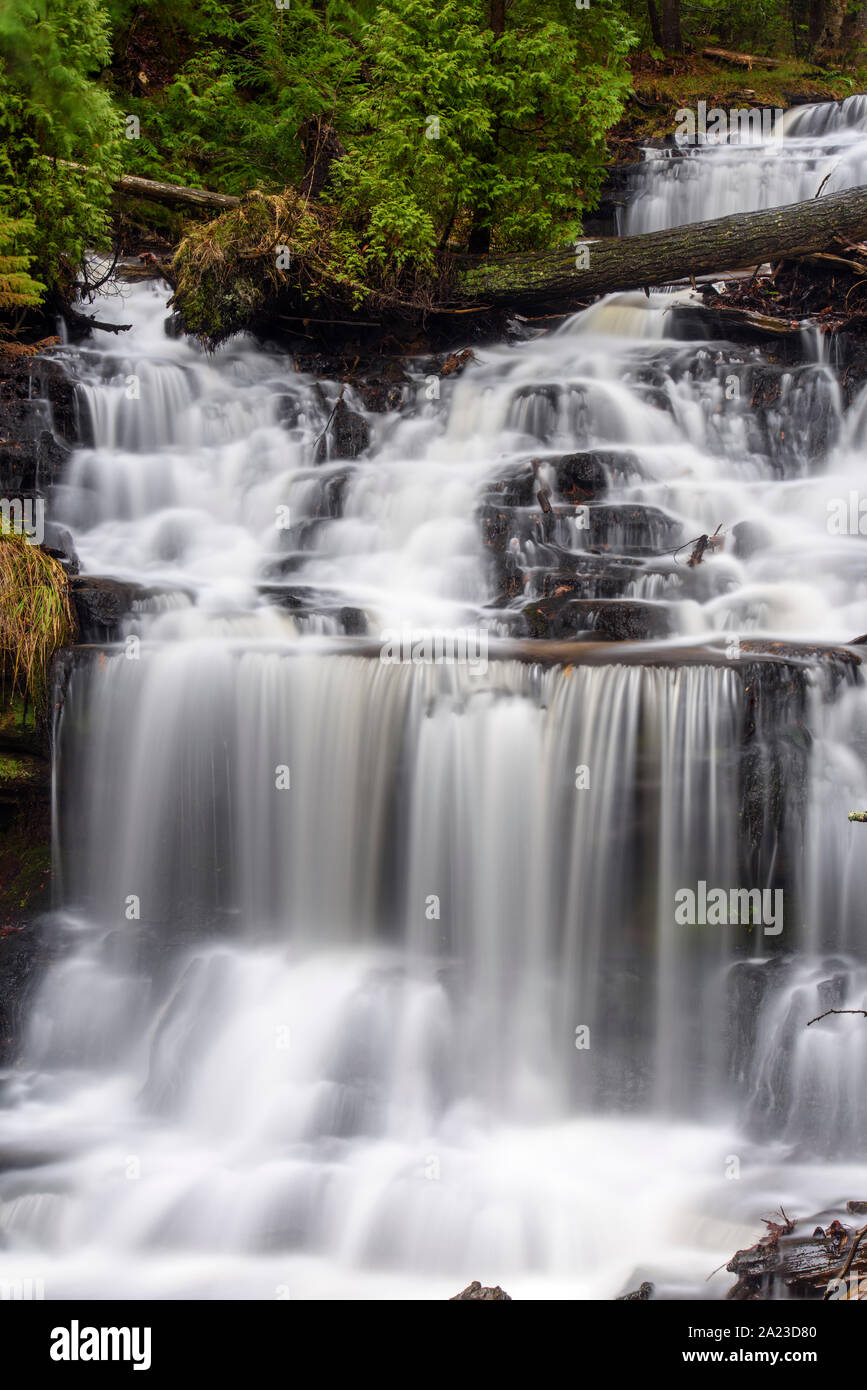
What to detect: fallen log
<box><xmin>727</xmin><ymin>1209</ymin><xmax>867</xmax><ymax>1299</ymax></box>
<box><xmin>702</xmin><ymin>46</ymin><xmax>781</xmax><ymax>69</ymax></box>
<box><xmin>58</xmin><ymin>160</ymin><xmax>241</xmax><ymax>212</ymax></box>
<box><xmin>61</xmin><ymin>157</ymin><xmax>867</xmax><ymax>321</ymax></box>
<box><xmin>453</xmin><ymin>186</ymin><xmax>867</xmax><ymax>312</ymax></box>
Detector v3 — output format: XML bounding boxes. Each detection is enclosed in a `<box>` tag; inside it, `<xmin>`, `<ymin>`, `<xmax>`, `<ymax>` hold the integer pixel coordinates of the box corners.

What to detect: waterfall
<box><xmin>3</xmin><ymin>102</ymin><xmax>867</xmax><ymax>1299</ymax></box>
<box><xmin>623</xmin><ymin>93</ymin><xmax>867</xmax><ymax>234</ymax></box>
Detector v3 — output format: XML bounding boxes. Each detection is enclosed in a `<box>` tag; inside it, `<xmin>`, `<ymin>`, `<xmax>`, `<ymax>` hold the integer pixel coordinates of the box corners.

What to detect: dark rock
<box><xmin>258</xmin><ymin>584</ymin><xmax>368</xmax><ymax>635</ymax></box>
<box><xmin>320</xmin><ymin>399</ymin><xmax>369</xmax><ymax>460</ymax></box>
<box><xmin>549</xmin><ymin>451</ymin><xmax>610</xmax><ymax>502</ymax></box>
<box><xmin>275</xmin><ymin>393</ymin><xmax>302</xmax><ymax>429</ymax></box>
<box><xmin>536</xmin><ymin>558</ymin><xmax>652</xmax><ymax>602</ymax></box>
<box><xmin>586</xmin><ymin>503</ymin><xmax>683</xmax><ymax>554</ymax></box>
<box><xmin>339</xmin><ymin>606</ymin><xmax>367</xmax><ymax>636</ymax></box>
<box><xmin>479</xmin><ymin>500</ymin><xmax>681</xmax><ymax>558</ymax></box>
<box><xmin>358</xmin><ymin>379</ymin><xmax>404</xmax><ymax>412</ymax></box>
<box><xmin>521</xmin><ymin>596</ymin><xmax>673</xmax><ymax>642</ymax></box>
<box><xmin>0</xmin><ymin>699</ymin><xmax>52</xmax><ymax>1061</ymax></box>
<box><xmin>0</xmin><ymin>354</ymin><xmax>81</xmax><ymax>500</ymax></box>
<box><xmin>449</xmin><ymin>1281</ymin><xmax>512</xmax><ymax>1301</ymax></box>
<box><xmin>484</xmin><ymin>464</ymin><xmax>536</xmax><ymax>509</ymax></box>
<box><xmin>70</xmin><ymin>576</ymin><xmax>141</xmax><ymax>640</ymax></box>
<box><xmin>616</xmin><ymin>1280</ymin><xmax>654</xmax><ymax>1301</ymax></box>
<box><xmin>41</xmin><ymin>520</ymin><xmax>80</xmax><ymax>574</ymax></box>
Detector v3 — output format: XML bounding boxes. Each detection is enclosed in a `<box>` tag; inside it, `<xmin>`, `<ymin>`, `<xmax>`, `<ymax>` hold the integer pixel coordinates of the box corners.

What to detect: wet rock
<box><xmin>275</xmin><ymin>393</ymin><xmax>302</xmax><ymax>429</ymax></box>
<box><xmin>357</xmin><ymin>378</ymin><xmax>405</xmax><ymax>412</ymax></box>
<box><xmin>521</xmin><ymin>596</ymin><xmax>673</xmax><ymax>642</ymax></box>
<box><xmin>586</xmin><ymin>503</ymin><xmax>683</xmax><ymax>554</ymax></box>
<box><xmin>449</xmin><ymin>1281</ymin><xmax>512</xmax><ymax>1301</ymax></box>
<box><xmin>536</xmin><ymin>557</ymin><xmax>646</xmax><ymax>602</ymax></box>
<box><xmin>41</xmin><ymin>520</ymin><xmax>80</xmax><ymax>575</ymax></box>
<box><xmin>484</xmin><ymin>464</ymin><xmax>536</xmax><ymax>509</ymax></box>
<box><xmin>0</xmin><ymin>354</ymin><xmax>81</xmax><ymax>499</ymax></box>
<box><xmin>479</xmin><ymin>500</ymin><xmax>681</xmax><ymax>558</ymax></box>
<box><xmin>258</xmin><ymin>584</ymin><xmax>368</xmax><ymax>635</ymax></box>
<box><xmin>548</xmin><ymin>451</ymin><xmax>610</xmax><ymax>502</ymax></box>
<box><xmin>507</xmin><ymin>384</ymin><xmax>560</xmax><ymax>441</ymax></box>
<box><xmin>0</xmin><ymin>425</ymin><xmax>70</xmax><ymax>495</ymax></box>
<box><xmin>70</xmin><ymin>576</ymin><xmax>141</xmax><ymax>640</ymax></box>
<box><xmin>316</xmin><ymin>398</ymin><xmax>369</xmax><ymax>461</ymax></box>
<box><xmin>616</xmin><ymin>1281</ymin><xmax>654</xmax><ymax>1301</ymax></box>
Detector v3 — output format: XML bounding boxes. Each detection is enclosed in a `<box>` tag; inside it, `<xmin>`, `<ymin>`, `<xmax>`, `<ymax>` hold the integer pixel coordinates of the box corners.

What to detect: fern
<box><xmin>0</xmin><ymin>213</ymin><xmax>44</xmax><ymax>314</ymax></box>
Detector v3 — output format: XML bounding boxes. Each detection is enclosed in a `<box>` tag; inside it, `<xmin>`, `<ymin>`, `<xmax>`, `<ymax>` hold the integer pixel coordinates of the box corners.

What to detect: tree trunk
<box><xmin>661</xmin><ymin>0</ymin><xmax>682</xmax><ymax>51</ymax></box>
<box><xmin>646</xmin><ymin>0</ymin><xmax>663</xmax><ymax>48</ymax></box>
<box><xmin>453</xmin><ymin>185</ymin><xmax>867</xmax><ymax>312</ymax></box>
<box><xmin>815</xmin><ymin>0</ymin><xmax>847</xmax><ymax>54</ymax></box>
<box><xmin>808</xmin><ymin>0</ymin><xmax>827</xmax><ymax>46</ymax></box>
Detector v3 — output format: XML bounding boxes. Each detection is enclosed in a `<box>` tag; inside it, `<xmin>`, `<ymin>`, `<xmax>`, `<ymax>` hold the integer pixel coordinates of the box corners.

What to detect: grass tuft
<box><xmin>0</xmin><ymin>530</ymin><xmax>74</xmax><ymax>715</ymax></box>
<box><xmin>171</xmin><ymin>190</ymin><xmax>441</xmax><ymax>345</ymax></box>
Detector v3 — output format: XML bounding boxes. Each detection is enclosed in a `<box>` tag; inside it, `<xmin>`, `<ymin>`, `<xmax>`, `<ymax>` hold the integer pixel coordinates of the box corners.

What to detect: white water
<box><xmin>3</xmin><ymin>107</ymin><xmax>867</xmax><ymax>1300</ymax></box>
<box><xmin>624</xmin><ymin>93</ymin><xmax>867</xmax><ymax>233</ymax></box>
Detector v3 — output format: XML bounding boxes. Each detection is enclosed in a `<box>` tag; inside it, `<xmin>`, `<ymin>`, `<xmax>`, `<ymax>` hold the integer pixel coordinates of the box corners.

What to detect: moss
<box><xmin>0</xmin><ymin>753</ymin><xmax>44</xmax><ymax>788</ymax></box>
<box><xmin>171</xmin><ymin>189</ymin><xmax>438</xmax><ymax>344</ymax></box>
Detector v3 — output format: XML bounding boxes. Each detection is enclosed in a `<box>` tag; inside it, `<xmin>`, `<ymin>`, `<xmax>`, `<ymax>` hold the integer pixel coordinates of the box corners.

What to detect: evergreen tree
<box><xmin>333</xmin><ymin>0</ymin><xmax>636</xmax><ymax>270</ymax></box>
<box><xmin>0</xmin><ymin>0</ymin><xmax>122</xmax><ymax>301</ymax></box>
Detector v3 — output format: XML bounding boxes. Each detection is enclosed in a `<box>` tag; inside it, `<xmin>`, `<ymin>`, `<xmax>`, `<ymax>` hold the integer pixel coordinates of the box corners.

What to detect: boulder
<box><xmin>70</xmin><ymin>576</ymin><xmax>141</xmax><ymax>639</ymax></box>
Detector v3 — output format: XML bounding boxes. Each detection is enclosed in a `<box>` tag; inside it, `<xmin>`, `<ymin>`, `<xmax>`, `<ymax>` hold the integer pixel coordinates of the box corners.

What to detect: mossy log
<box><xmin>454</xmin><ymin>186</ymin><xmax>867</xmax><ymax>312</ymax></box>
<box><xmin>158</xmin><ymin>182</ymin><xmax>867</xmax><ymax>338</ymax></box>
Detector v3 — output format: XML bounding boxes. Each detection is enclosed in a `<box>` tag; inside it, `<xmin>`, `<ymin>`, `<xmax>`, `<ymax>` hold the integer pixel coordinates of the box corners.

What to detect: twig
<box><xmin>806</xmin><ymin>1008</ymin><xmax>867</xmax><ymax>1026</ymax></box>
<box><xmin>815</xmin><ymin>162</ymin><xmax>842</xmax><ymax>200</ymax></box>
<box><xmin>312</xmin><ymin>384</ymin><xmax>346</xmax><ymax>455</ymax></box>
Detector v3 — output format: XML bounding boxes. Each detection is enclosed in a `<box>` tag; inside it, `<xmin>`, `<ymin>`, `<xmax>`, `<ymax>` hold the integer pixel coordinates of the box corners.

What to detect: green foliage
<box><xmin>116</xmin><ymin>0</ymin><xmax>635</xmax><ymax>274</ymax></box>
<box><xmin>333</xmin><ymin>0</ymin><xmax>637</xmax><ymax>268</ymax></box>
<box><xmin>0</xmin><ymin>214</ymin><xmax>44</xmax><ymax>315</ymax></box>
<box><xmin>171</xmin><ymin>190</ymin><xmax>386</xmax><ymax>344</ymax></box>
<box><xmin>0</xmin><ymin>0</ymin><xmax>122</xmax><ymax>301</ymax></box>
<box><xmin>115</xmin><ymin>1</ymin><xmax>363</xmax><ymax>194</ymax></box>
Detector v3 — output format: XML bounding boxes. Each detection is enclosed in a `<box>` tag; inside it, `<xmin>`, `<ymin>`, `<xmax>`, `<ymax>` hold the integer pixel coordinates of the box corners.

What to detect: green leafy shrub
<box><xmin>0</xmin><ymin>0</ymin><xmax>122</xmax><ymax>302</ymax></box>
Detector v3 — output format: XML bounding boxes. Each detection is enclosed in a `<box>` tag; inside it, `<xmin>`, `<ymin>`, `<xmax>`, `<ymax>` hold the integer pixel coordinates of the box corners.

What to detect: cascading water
<box><xmin>3</xmin><ymin>102</ymin><xmax>867</xmax><ymax>1300</ymax></box>
<box><xmin>623</xmin><ymin>93</ymin><xmax>867</xmax><ymax>234</ymax></box>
